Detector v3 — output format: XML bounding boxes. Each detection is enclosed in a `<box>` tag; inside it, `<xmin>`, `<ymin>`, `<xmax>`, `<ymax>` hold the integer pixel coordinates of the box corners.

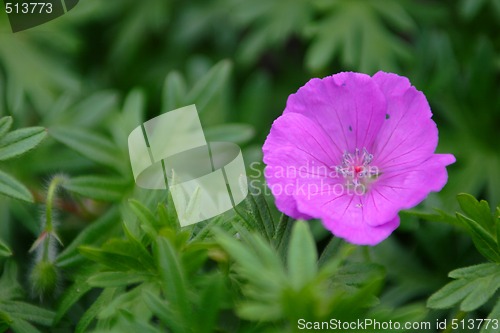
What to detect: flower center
<box><xmin>335</xmin><ymin>148</ymin><xmax>378</xmax><ymax>195</ymax></box>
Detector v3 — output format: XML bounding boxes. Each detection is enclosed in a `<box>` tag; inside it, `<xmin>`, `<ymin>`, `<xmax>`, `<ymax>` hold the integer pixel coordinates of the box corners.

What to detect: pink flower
<box><xmin>263</xmin><ymin>72</ymin><xmax>455</xmax><ymax>245</ymax></box>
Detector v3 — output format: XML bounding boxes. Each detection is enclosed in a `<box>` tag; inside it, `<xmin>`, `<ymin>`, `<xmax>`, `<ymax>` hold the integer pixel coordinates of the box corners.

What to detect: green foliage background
<box><xmin>0</xmin><ymin>0</ymin><xmax>499</xmax><ymax>332</ymax></box>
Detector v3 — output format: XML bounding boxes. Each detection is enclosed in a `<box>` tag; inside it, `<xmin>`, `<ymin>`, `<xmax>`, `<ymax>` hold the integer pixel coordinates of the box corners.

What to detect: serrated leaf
<box><xmin>287</xmin><ymin>221</ymin><xmax>317</xmax><ymax>289</ymax></box>
<box><xmin>0</xmin><ymin>127</ymin><xmax>46</xmax><ymax>161</ymax></box>
<box><xmin>449</xmin><ymin>263</ymin><xmax>500</xmax><ymax>279</ymax></box>
<box><xmin>0</xmin><ymin>116</ymin><xmax>13</xmax><ymax>139</ymax></box>
<box><xmin>457</xmin><ymin>213</ymin><xmax>500</xmax><ymax>262</ymax></box>
<box><xmin>457</xmin><ymin>193</ymin><xmax>496</xmax><ymax>234</ymax></box>
<box><xmin>0</xmin><ymin>169</ymin><xmax>33</xmax><ymax>202</ymax></box>
<box><xmin>428</xmin><ymin>263</ymin><xmax>500</xmax><ymax>311</ymax></box>
<box><xmin>63</xmin><ymin>175</ymin><xmax>129</xmax><ymax>202</ymax></box>
<box><xmin>50</xmin><ymin>126</ymin><xmax>125</xmax><ymax>174</ymax></box>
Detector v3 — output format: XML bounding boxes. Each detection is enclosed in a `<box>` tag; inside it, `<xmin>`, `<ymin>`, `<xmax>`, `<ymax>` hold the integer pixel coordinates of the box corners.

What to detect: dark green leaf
<box><xmin>457</xmin><ymin>213</ymin><xmax>500</xmax><ymax>262</ymax></box>
<box><xmin>0</xmin><ymin>239</ymin><xmax>12</xmax><ymax>257</ymax></box>
<box><xmin>457</xmin><ymin>193</ymin><xmax>496</xmax><ymax>234</ymax></box>
<box><xmin>75</xmin><ymin>288</ymin><xmax>117</xmax><ymax>333</ymax></box>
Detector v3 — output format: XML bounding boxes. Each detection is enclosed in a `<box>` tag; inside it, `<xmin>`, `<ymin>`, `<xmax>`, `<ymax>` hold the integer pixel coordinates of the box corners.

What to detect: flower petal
<box><xmin>323</xmin><ymin>213</ymin><xmax>400</xmax><ymax>246</ymax></box>
<box><xmin>286</xmin><ymin>72</ymin><xmax>387</xmax><ymax>154</ymax></box>
<box><xmin>372</xmin><ymin>71</ymin><xmax>438</xmax><ymax>171</ymax></box>
<box><xmin>363</xmin><ymin>153</ymin><xmax>456</xmax><ymax>226</ymax></box>
<box><xmin>263</xmin><ymin>112</ymin><xmax>342</xmax><ymax>219</ymax></box>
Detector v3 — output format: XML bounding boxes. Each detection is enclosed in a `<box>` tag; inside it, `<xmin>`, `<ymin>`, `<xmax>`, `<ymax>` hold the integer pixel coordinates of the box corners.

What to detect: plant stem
<box><xmin>45</xmin><ymin>175</ymin><xmax>66</xmax><ymax>233</ymax></box>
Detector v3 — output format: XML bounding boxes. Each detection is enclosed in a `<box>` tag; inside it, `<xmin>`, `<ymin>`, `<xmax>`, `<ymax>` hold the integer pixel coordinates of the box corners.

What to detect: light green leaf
<box><xmin>63</xmin><ymin>175</ymin><xmax>129</xmax><ymax>202</ymax></box>
<box><xmin>287</xmin><ymin>221</ymin><xmax>317</xmax><ymax>289</ymax></box>
<box><xmin>187</xmin><ymin>60</ymin><xmax>231</xmax><ymax>111</ymax></box>
<box><xmin>50</xmin><ymin>126</ymin><xmax>125</xmax><ymax>173</ymax></box>
<box><xmin>0</xmin><ymin>169</ymin><xmax>33</xmax><ymax>202</ymax></box>
<box><xmin>428</xmin><ymin>263</ymin><xmax>500</xmax><ymax>311</ymax></box>
<box><xmin>87</xmin><ymin>272</ymin><xmax>149</xmax><ymax>288</ymax></box>
<box><xmin>162</xmin><ymin>71</ymin><xmax>187</xmax><ymax>112</ymax></box>
<box><xmin>0</xmin><ymin>116</ymin><xmax>13</xmax><ymax>139</ymax></box>
<box><xmin>0</xmin><ymin>127</ymin><xmax>46</xmax><ymax>161</ymax></box>
<box><xmin>204</xmin><ymin>124</ymin><xmax>255</xmax><ymax>144</ymax></box>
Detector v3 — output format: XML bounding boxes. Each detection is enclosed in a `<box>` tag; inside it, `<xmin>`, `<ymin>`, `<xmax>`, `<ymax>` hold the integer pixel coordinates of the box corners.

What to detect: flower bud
<box><xmin>29</xmin><ymin>260</ymin><xmax>58</xmax><ymax>298</ymax></box>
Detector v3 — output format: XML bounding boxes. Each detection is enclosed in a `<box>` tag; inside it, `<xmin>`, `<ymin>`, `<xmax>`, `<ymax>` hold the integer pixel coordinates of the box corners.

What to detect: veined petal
<box><xmin>372</xmin><ymin>72</ymin><xmax>438</xmax><ymax>171</ymax></box>
<box><xmin>286</xmin><ymin>72</ymin><xmax>387</xmax><ymax>153</ymax></box>
<box><xmin>263</xmin><ymin>112</ymin><xmax>342</xmax><ymax>219</ymax></box>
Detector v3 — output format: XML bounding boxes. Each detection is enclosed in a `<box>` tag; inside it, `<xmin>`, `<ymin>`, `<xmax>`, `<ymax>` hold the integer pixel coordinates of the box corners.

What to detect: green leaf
<box><xmin>154</xmin><ymin>237</ymin><xmax>191</xmax><ymax>318</ymax></box>
<box><xmin>457</xmin><ymin>193</ymin><xmax>496</xmax><ymax>234</ymax></box>
<box><xmin>0</xmin><ymin>169</ymin><xmax>33</xmax><ymax>202</ymax></box>
<box><xmin>162</xmin><ymin>71</ymin><xmax>187</xmax><ymax>112</ymax></box>
<box><xmin>195</xmin><ymin>274</ymin><xmax>225</xmax><ymax>333</ymax></box>
<box><xmin>457</xmin><ymin>213</ymin><xmax>500</xmax><ymax>262</ymax></box>
<box><xmin>63</xmin><ymin>175</ymin><xmax>129</xmax><ymax>202</ymax></box>
<box><xmin>87</xmin><ymin>272</ymin><xmax>149</xmax><ymax>288</ymax></box>
<box><xmin>204</xmin><ymin>124</ymin><xmax>255</xmax><ymax>144</ymax></box>
<box><xmin>427</xmin><ymin>263</ymin><xmax>500</xmax><ymax>311</ymax></box>
<box><xmin>0</xmin><ymin>239</ymin><xmax>12</xmax><ymax>257</ymax></box>
<box><xmin>0</xmin><ymin>301</ymin><xmax>55</xmax><ymax>326</ymax></box>
<box><xmin>481</xmin><ymin>297</ymin><xmax>500</xmax><ymax>333</ymax></box>
<box><xmin>56</xmin><ymin>208</ymin><xmax>121</xmax><ymax>268</ymax></box>
<box><xmin>0</xmin><ymin>127</ymin><xmax>46</xmax><ymax>161</ymax></box>
<box><xmin>50</xmin><ymin>126</ymin><xmax>125</xmax><ymax>173</ymax></box>
<box><xmin>129</xmin><ymin>199</ymin><xmax>160</xmax><ymax>234</ymax></box>
<box><xmin>334</xmin><ymin>263</ymin><xmax>385</xmax><ymax>287</ymax></box>
<box><xmin>143</xmin><ymin>291</ymin><xmax>186</xmax><ymax>333</ymax></box>
<box><xmin>187</xmin><ymin>60</ymin><xmax>231</xmax><ymax>112</ymax></box>
<box><xmin>75</xmin><ymin>288</ymin><xmax>117</xmax><ymax>333</ymax></box>
<box><xmin>54</xmin><ymin>266</ymin><xmax>97</xmax><ymax>325</ymax></box>
<box><xmin>0</xmin><ymin>260</ymin><xmax>24</xmax><ymax>301</ymax></box>
<box><xmin>0</xmin><ymin>116</ymin><xmax>13</xmax><ymax>139</ymax></box>
<box><xmin>79</xmin><ymin>245</ymin><xmax>146</xmax><ymax>272</ymax></box>
<box><xmin>287</xmin><ymin>221</ymin><xmax>317</xmax><ymax>289</ymax></box>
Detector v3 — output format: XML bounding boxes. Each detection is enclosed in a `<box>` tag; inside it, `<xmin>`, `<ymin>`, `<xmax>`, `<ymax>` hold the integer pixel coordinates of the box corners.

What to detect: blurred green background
<box><xmin>0</xmin><ymin>0</ymin><xmax>499</xmax><ymax>332</ymax></box>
